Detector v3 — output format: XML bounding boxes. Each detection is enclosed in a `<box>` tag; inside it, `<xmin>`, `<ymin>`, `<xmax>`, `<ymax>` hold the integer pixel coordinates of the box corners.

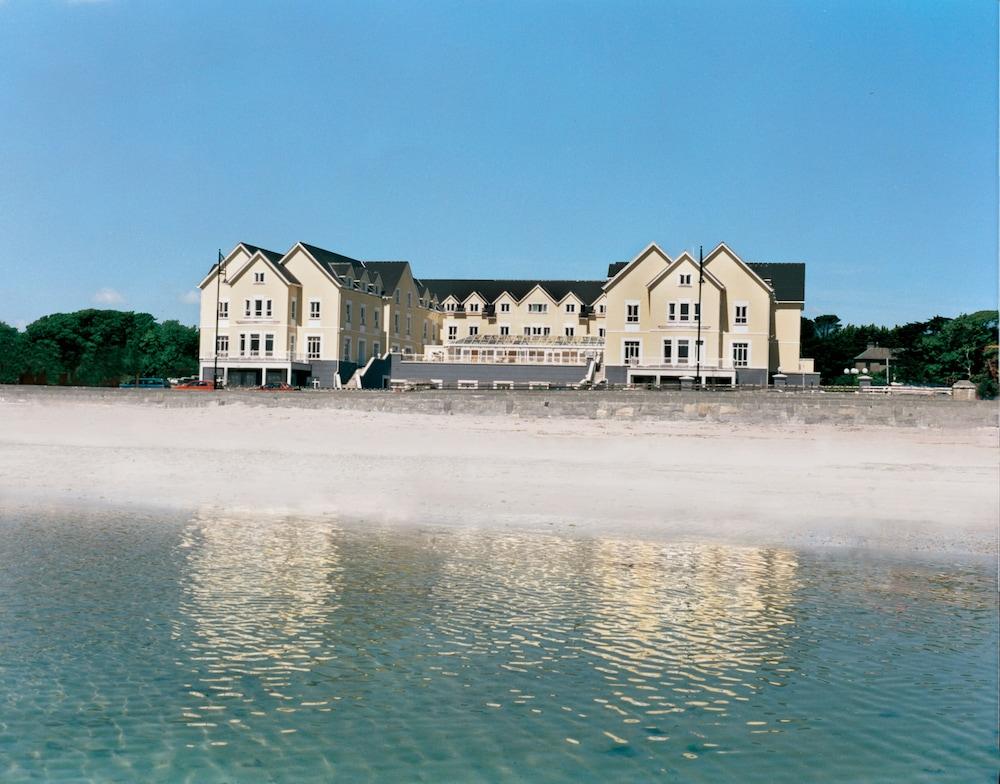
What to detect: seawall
<box><xmin>1</xmin><ymin>384</ymin><xmax>995</xmax><ymax>428</ymax></box>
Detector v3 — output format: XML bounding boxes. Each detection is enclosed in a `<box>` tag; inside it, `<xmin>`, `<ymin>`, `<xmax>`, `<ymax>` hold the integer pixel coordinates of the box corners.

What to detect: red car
<box><xmin>255</xmin><ymin>382</ymin><xmax>297</xmax><ymax>392</ymax></box>
<box><xmin>174</xmin><ymin>380</ymin><xmax>216</xmax><ymax>391</ymax></box>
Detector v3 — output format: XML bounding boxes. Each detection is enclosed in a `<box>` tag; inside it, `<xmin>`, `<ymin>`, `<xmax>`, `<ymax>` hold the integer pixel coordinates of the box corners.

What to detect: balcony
<box><xmin>200</xmin><ymin>352</ymin><xmax>313</xmax><ymax>364</ymax></box>
<box><xmin>625</xmin><ymin>358</ymin><xmax>736</xmax><ymax>370</ymax></box>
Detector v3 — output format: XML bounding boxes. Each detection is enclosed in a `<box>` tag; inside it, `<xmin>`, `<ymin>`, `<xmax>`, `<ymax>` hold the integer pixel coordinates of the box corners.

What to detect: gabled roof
<box><xmin>602</xmin><ymin>243</ymin><xmax>671</xmax><ymax>292</ymax></box>
<box><xmin>855</xmin><ymin>344</ymin><xmax>899</xmax><ymax>361</ymax></box>
<box><xmin>607</xmin><ymin>261</ymin><xmax>628</xmax><ymax>277</ymax></box>
<box><xmin>199</xmin><ymin>242</ymin><xmax>291</xmax><ymax>288</ymax></box>
<box><xmin>746</xmin><ymin>262</ymin><xmax>805</xmax><ymax>302</ymax></box>
<box><xmin>646</xmin><ymin>252</ymin><xmax>724</xmax><ymax>291</ymax></box>
<box><xmin>226</xmin><ymin>249</ymin><xmax>301</xmax><ymax>286</ymax></box>
<box><xmin>241</xmin><ymin>243</ymin><xmax>285</xmax><ymax>267</ymax></box>
<box><xmin>423</xmin><ymin>279</ymin><xmax>606</xmax><ymax>306</ymax></box>
<box><xmin>363</xmin><ymin>261</ymin><xmax>410</xmax><ymax>293</ymax></box>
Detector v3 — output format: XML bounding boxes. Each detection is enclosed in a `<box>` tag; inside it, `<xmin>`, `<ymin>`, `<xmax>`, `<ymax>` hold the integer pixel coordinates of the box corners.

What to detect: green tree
<box><xmin>0</xmin><ymin>322</ymin><xmax>29</xmax><ymax>383</ymax></box>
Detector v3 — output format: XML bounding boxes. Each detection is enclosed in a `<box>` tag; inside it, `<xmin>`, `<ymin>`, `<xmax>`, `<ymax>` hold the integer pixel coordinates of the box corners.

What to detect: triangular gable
<box><xmin>285</xmin><ymin>242</ymin><xmax>348</xmax><ymax>287</ymax></box>
<box><xmin>646</xmin><ymin>252</ymin><xmax>724</xmax><ymax>292</ymax></box>
<box><xmin>602</xmin><ymin>242</ymin><xmax>672</xmax><ymax>292</ymax></box>
<box><xmin>198</xmin><ymin>243</ymin><xmax>257</xmax><ymax>288</ymax></box>
<box><xmin>225</xmin><ymin>250</ymin><xmax>296</xmax><ymax>287</ymax></box>
<box><xmin>517</xmin><ymin>283</ymin><xmax>559</xmax><ymax>305</ymax></box>
<box><xmin>702</xmin><ymin>242</ymin><xmax>773</xmax><ymax>295</ymax></box>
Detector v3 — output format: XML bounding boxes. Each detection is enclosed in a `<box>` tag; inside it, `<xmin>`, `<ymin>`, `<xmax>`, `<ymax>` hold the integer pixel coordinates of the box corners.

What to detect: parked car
<box><xmin>255</xmin><ymin>382</ymin><xmax>297</xmax><ymax>392</ymax></box>
<box><xmin>119</xmin><ymin>377</ymin><xmax>170</xmax><ymax>389</ymax></box>
<box><xmin>174</xmin><ymin>380</ymin><xmax>216</xmax><ymax>391</ymax></box>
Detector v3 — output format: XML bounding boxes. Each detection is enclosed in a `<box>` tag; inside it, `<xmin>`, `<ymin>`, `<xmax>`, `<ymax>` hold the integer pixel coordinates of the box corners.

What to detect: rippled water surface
<box><xmin>0</xmin><ymin>510</ymin><xmax>996</xmax><ymax>782</ymax></box>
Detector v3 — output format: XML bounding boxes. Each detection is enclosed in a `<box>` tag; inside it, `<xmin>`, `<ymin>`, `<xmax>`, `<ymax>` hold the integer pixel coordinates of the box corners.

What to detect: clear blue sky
<box><xmin>0</xmin><ymin>0</ymin><xmax>996</xmax><ymax>328</ymax></box>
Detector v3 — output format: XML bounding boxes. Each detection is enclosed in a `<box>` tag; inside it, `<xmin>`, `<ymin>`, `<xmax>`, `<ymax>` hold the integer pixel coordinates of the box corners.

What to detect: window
<box><xmin>216</xmin><ymin>335</ymin><xmax>229</xmax><ymax>356</ymax></box>
<box><xmin>663</xmin><ymin>339</ymin><xmax>672</xmax><ymax>364</ymax></box>
<box><xmin>528</xmin><ymin>303</ymin><xmax>547</xmax><ymax>313</ymax></box>
<box><xmin>445</xmin><ymin>302</ymin><xmax>456</xmax><ymax>312</ymax></box>
<box><xmin>309</xmin><ymin>300</ymin><xmax>320</xmax><ymax>319</ymax></box>
<box><xmin>469</xmin><ymin>326</ymin><xmax>478</xmax><ymax>336</ymax></box>
<box><xmin>254</xmin><ymin>271</ymin><xmax>265</xmax><ymax>284</ymax></box>
<box><xmin>677</xmin><ymin>339</ymin><xmax>690</xmax><ymax>364</ymax></box>
<box><xmin>373</xmin><ymin>342</ymin><xmax>380</xmax><ymax>357</ymax></box>
<box><xmin>599</xmin><ymin>304</ymin><xmax>606</xmax><ymax>314</ymax></box>
<box><xmin>360</xmin><ymin>305</ymin><xmax>366</xmax><ymax>326</ymax></box>
<box><xmin>734</xmin><ymin>304</ymin><xmax>748</xmax><ymax>325</ymax></box>
<box><xmin>679</xmin><ymin>273</ymin><xmax>692</xmax><ymax>286</ymax></box>
<box><xmin>264</xmin><ymin>334</ymin><xmax>274</xmax><ymax>357</ymax></box>
<box><xmin>249</xmin><ymin>333</ymin><xmax>260</xmax><ymax>357</ymax></box>
<box><xmin>290</xmin><ymin>299</ymin><xmax>297</xmax><ymax>320</ymax></box>
<box><xmin>626</xmin><ymin>302</ymin><xmax>639</xmax><ymax>323</ymax></box>
<box><xmin>668</xmin><ymin>303</ymin><xmax>676</xmax><ymax>322</ymax></box>
<box><xmin>732</xmin><ymin>342</ymin><xmax>749</xmax><ymax>367</ymax></box>
<box><xmin>447</xmin><ymin>326</ymin><xmax>457</xmax><ymax>340</ymax></box>
<box><xmin>694</xmin><ymin>303</ymin><xmax>700</xmax><ymax>322</ymax></box>
<box><xmin>598</xmin><ymin>327</ymin><xmax>606</xmax><ymax>338</ymax></box>
<box><xmin>407</xmin><ymin>292</ymin><xmax>412</xmax><ymax>307</ymax></box>
<box><xmin>217</xmin><ymin>301</ymin><xmax>229</xmax><ymax>319</ymax></box>
<box><xmin>254</xmin><ymin>299</ymin><xmax>263</xmax><ymax>317</ymax></box>
<box><xmin>422</xmin><ymin>322</ymin><xmax>428</xmax><ymax>339</ymax></box>
<box><xmin>500</xmin><ymin>325</ymin><xmax>510</xmax><ymax>336</ymax></box>
<box><xmin>680</xmin><ymin>302</ymin><xmax>690</xmax><ymax>322</ymax></box>
<box><xmin>342</xmin><ymin>337</ymin><xmax>351</xmax><ymax>360</ymax></box>
<box><xmin>406</xmin><ymin>315</ymin><xmax>412</xmax><ymax>335</ymax></box>
<box><xmin>345</xmin><ymin>302</ymin><xmax>352</xmax><ymax>325</ymax></box>
<box><xmin>307</xmin><ymin>336</ymin><xmax>321</xmax><ymax>359</ymax></box>
<box><xmin>244</xmin><ymin>299</ymin><xmax>251</xmax><ymax>317</ymax></box>
<box><xmin>265</xmin><ymin>299</ymin><xmax>272</xmax><ymax>317</ymax></box>
<box><xmin>239</xmin><ymin>333</ymin><xmax>246</xmax><ymax>355</ymax></box>
<box><xmin>565</xmin><ymin>326</ymin><xmax>575</xmax><ymax>337</ymax></box>
<box><xmin>500</xmin><ymin>302</ymin><xmax>511</xmax><ymax>313</ymax></box>
<box><xmin>394</xmin><ymin>313</ymin><xmax>400</xmax><ymax>334</ymax></box>
<box><xmin>566</xmin><ymin>303</ymin><xmax>576</xmax><ymax>313</ymax></box>
<box><xmin>358</xmin><ymin>340</ymin><xmax>366</xmax><ymax>364</ymax></box>
<box><xmin>468</xmin><ymin>302</ymin><xmax>480</xmax><ymax>313</ymax></box>
<box><xmin>289</xmin><ymin>334</ymin><xmax>296</xmax><ymax>356</ymax></box>
<box><xmin>352</xmin><ymin>280</ymin><xmax>360</xmax><ymax>290</ymax></box>
<box><xmin>395</xmin><ymin>289</ymin><xmax>400</xmax><ymax>304</ymax></box>
<box><xmin>624</xmin><ymin>340</ymin><xmax>640</xmax><ymax>362</ymax></box>
<box><xmin>374</xmin><ymin>310</ymin><xmax>379</xmax><ymax>328</ymax></box>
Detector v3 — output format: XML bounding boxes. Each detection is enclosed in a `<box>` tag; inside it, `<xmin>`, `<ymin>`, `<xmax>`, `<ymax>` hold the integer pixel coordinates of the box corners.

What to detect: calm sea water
<box><xmin>0</xmin><ymin>510</ymin><xmax>995</xmax><ymax>783</ymax></box>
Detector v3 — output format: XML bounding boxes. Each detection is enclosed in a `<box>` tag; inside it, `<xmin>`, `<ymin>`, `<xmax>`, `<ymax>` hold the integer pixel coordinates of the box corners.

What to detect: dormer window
<box><xmin>598</xmin><ymin>304</ymin><xmax>606</xmax><ymax>314</ymax></box>
<box><xmin>468</xmin><ymin>302</ymin><xmax>480</xmax><ymax>313</ymax></box>
<box><xmin>679</xmin><ymin>273</ymin><xmax>692</xmax><ymax>286</ymax></box>
<box><xmin>528</xmin><ymin>303</ymin><xmax>547</xmax><ymax>313</ymax></box>
<box><xmin>565</xmin><ymin>303</ymin><xmax>576</xmax><ymax>313</ymax></box>
<box><xmin>500</xmin><ymin>302</ymin><xmax>510</xmax><ymax>313</ymax></box>
<box><xmin>254</xmin><ymin>271</ymin><xmax>265</xmax><ymax>284</ymax></box>
<box><xmin>353</xmin><ymin>280</ymin><xmax>360</xmax><ymax>290</ymax></box>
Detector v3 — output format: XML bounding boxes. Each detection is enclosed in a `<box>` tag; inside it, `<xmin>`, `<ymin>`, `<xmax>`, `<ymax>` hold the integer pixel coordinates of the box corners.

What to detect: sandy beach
<box><xmin>0</xmin><ymin>396</ymin><xmax>996</xmax><ymax>556</ymax></box>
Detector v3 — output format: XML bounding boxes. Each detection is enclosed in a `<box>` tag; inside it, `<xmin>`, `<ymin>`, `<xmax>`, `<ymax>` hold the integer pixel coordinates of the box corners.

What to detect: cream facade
<box><xmin>198</xmin><ymin>242</ymin><xmax>441</xmax><ymax>387</ymax></box>
<box><xmin>199</xmin><ymin>239</ymin><xmax>814</xmax><ymax>388</ymax></box>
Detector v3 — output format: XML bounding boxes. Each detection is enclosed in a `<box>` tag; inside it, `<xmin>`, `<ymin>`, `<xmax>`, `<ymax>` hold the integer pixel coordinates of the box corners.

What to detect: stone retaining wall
<box><xmin>2</xmin><ymin>385</ymin><xmax>995</xmax><ymax>428</ymax></box>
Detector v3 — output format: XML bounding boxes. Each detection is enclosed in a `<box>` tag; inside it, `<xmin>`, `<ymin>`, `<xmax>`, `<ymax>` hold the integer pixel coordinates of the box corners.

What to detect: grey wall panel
<box><xmin>735</xmin><ymin>368</ymin><xmax>769</xmax><ymax>386</ymax></box>
<box><xmin>392</xmin><ymin>362</ymin><xmax>588</xmax><ymax>385</ymax></box>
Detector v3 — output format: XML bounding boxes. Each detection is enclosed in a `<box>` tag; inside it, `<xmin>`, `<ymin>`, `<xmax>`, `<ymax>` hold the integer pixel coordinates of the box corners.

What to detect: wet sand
<box><xmin>0</xmin><ymin>398</ymin><xmax>996</xmax><ymax>555</ymax></box>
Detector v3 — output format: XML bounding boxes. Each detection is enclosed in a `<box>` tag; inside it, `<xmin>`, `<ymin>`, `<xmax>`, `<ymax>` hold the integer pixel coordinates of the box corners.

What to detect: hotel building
<box><xmin>198</xmin><ymin>240</ymin><xmax>816</xmax><ymax>388</ymax></box>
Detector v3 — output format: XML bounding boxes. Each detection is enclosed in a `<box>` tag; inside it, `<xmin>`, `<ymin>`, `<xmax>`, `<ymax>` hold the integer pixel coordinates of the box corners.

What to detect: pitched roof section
<box><xmin>240</xmin><ymin>243</ymin><xmax>285</xmax><ymax>268</ymax></box>
<box><xmin>363</xmin><ymin>261</ymin><xmax>409</xmax><ymax>293</ymax></box>
<box><xmin>746</xmin><ymin>262</ymin><xmax>805</xmax><ymax>302</ymax></box>
<box><xmin>423</xmin><ymin>279</ymin><xmax>606</xmax><ymax>306</ymax></box>
<box><xmin>855</xmin><ymin>344</ymin><xmax>898</xmax><ymax>361</ymax></box>
<box><xmin>607</xmin><ymin>261</ymin><xmax>628</xmax><ymax>278</ymax></box>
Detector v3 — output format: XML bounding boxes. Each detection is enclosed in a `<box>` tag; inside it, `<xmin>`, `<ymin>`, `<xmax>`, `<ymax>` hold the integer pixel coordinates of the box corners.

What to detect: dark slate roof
<box><xmin>746</xmin><ymin>262</ymin><xmax>805</xmax><ymax>302</ymax></box>
<box><xmin>855</xmin><ymin>345</ymin><xmax>898</xmax><ymax>361</ymax></box>
<box><xmin>423</xmin><ymin>279</ymin><xmax>606</xmax><ymax>306</ymax></box>
<box><xmin>299</xmin><ymin>242</ymin><xmax>369</xmax><ymax>284</ymax></box>
<box><xmin>363</xmin><ymin>261</ymin><xmax>409</xmax><ymax>293</ymax></box>
<box><xmin>607</xmin><ymin>261</ymin><xmax>628</xmax><ymax>278</ymax></box>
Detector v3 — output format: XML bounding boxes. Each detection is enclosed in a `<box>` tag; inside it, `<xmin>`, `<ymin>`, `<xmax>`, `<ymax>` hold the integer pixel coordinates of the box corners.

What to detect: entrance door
<box><xmin>265</xmin><ymin>369</ymin><xmax>284</xmax><ymax>385</ymax></box>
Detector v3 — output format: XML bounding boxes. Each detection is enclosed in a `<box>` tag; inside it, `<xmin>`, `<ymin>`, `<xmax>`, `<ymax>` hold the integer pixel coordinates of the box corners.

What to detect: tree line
<box><xmin>0</xmin><ymin>307</ymin><xmax>996</xmax><ymax>396</ymax></box>
<box><xmin>802</xmin><ymin>310</ymin><xmax>998</xmax><ymax>397</ymax></box>
<box><xmin>0</xmin><ymin>310</ymin><xmax>199</xmax><ymax>386</ymax></box>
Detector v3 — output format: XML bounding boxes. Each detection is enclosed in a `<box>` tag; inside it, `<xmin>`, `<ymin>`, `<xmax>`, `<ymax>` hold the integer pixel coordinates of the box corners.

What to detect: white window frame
<box><xmin>345</xmin><ymin>301</ymin><xmax>352</xmax><ymax>326</ymax></box>
<box><xmin>216</xmin><ymin>335</ymin><xmax>229</xmax><ymax>356</ymax></box>
<box><xmin>358</xmin><ymin>339</ymin><xmax>366</xmax><ymax>364</ymax></box>
<box><xmin>677</xmin><ymin>339</ymin><xmax>691</xmax><ymax>365</ymax></box>
<box><xmin>406</xmin><ymin>315</ymin><xmax>412</xmax><ymax>336</ymax></box>
<box><xmin>447</xmin><ymin>325</ymin><xmax>458</xmax><ymax>340</ymax></box>
<box><xmin>679</xmin><ymin>273</ymin><xmax>692</xmax><ymax>286</ymax></box>
<box><xmin>598</xmin><ymin>327</ymin><xmax>606</xmax><ymax>338</ymax></box>
<box><xmin>734</xmin><ymin>302</ymin><xmax>749</xmax><ymax>326</ymax></box>
<box><xmin>731</xmin><ymin>341</ymin><xmax>750</xmax><ymax>368</ymax></box>
<box><xmin>468</xmin><ymin>325</ymin><xmax>478</xmax><ymax>336</ymax></box>
<box><xmin>565</xmin><ymin>303</ymin><xmax>576</xmax><ymax>313</ymax></box>
<box><xmin>309</xmin><ymin>299</ymin><xmax>321</xmax><ymax>320</ymax></box>
<box><xmin>662</xmin><ymin>338</ymin><xmax>672</xmax><ymax>364</ymax></box>
<box><xmin>499</xmin><ymin>324</ymin><xmax>510</xmax><ymax>336</ymax></box>
<box><xmin>622</xmin><ymin>339</ymin><xmax>641</xmax><ymax>365</ymax></box>
<box><xmin>289</xmin><ymin>333</ymin><xmax>296</xmax><ymax>356</ymax></box>
<box><xmin>564</xmin><ymin>326</ymin><xmax>575</xmax><ymax>337</ymax></box>
<box><xmin>342</xmin><ymin>336</ymin><xmax>351</xmax><ymax>360</ymax></box>
<box><xmin>290</xmin><ymin>298</ymin><xmax>297</xmax><ymax>321</ymax></box>
<box><xmin>374</xmin><ymin>310</ymin><xmax>380</xmax><ymax>328</ymax></box>
<box><xmin>500</xmin><ymin>302</ymin><xmax>511</xmax><ymax>313</ymax></box>
<box><xmin>625</xmin><ymin>301</ymin><xmax>640</xmax><ymax>324</ymax></box>
<box><xmin>306</xmin><ymin>335</ymin><xmax>321</xmax><ymax>360</ymax></box>
<box><xmin>217</xmin><ymin>300</ymin><xmax>229</xmax><ymax>320</ymax></box>
<box><xmin>264</xmin><ymin>333</ymin><xmax>274</xmax><ymax>357</ymax></box>
<box><xmin>679</xmin><ymin>301</ymin><xmax>691</xmax><ymax>322</ymax></box>
<box><xmin>254</xmin><ymin>271</ymin><xmax>265</xmax><ymax>284</ymax></box>
<box><xmin>528</xmin><ymin>303</ymin><xmax>548</xmax><ymax>314</ymax></box>
<box><xmin>373</xmin><ymin>341</ymin><xmax>380</xmax><ymax>357</ymax></box>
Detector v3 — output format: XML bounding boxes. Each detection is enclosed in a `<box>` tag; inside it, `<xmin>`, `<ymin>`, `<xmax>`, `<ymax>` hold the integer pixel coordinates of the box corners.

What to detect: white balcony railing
<box><xmin>200</xmin><ymin>353</ymin><xmax>314</xmax><ymax>363</ymax></box>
